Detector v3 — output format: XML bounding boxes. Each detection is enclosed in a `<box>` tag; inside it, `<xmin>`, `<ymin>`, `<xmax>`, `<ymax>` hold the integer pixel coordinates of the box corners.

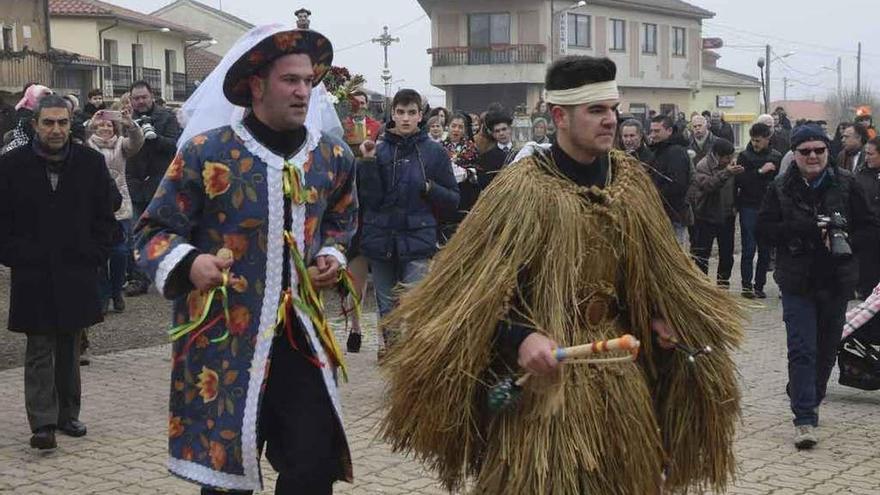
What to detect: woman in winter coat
<box><xmin>439</xmin><ymin>112</ymin><xmax>480</xmax><ymax>241</ymax></box>
<box><xmin>86</xmin><ymin>109</ymin><xmax>144</xmax><ymax>316</ymax></box>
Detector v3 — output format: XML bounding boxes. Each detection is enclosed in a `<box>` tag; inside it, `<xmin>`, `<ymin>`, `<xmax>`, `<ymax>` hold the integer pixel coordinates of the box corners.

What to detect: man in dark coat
<box><xmin>688</xmin><ymin>114</ymin><xmax>718</xmax><ymax>166</ymax></box>
<box><xmin>649</xmin><ymin>115</ymin><xmax>693</xmax><ymax>244</ymax></box>
<box><xmin>837</xmin><ymin>123</ymin><xmax>868</xmax><ymax>172</ymax></box>
<box><xmin>692</xmin><ymin>139</ymin><xmax>741</xmax><ymax>283</ymax></box>
<box><xmin>358</xmin><ymin>88</ymin><xmax>459</xmax><ymax>350</ymax></box>
<box><xmin>737</xmin><ymin>123</ymin><xmax>782</xmax><ymax>298</ymax></box>
<box><xmin>770</xmin><ymin>114</ymin><xmax>792</xmax><ymax>155</ymax></box>
<box><xmin>477</xmin><ymin>111</ymin><xmax>518</xmax><ymax>190</ymax></box>
<box><xmin>757</xmin><ymin>124</ymin><xmax>879</xmax><ymax>449</ymax></box>
<box><xmin>709</xmin><ymin>111</ymin><xmax>735</xmax><ymax>144</ymax></box>
<box><xmin>125</xmin><ymin>80</ymin><xmax>182</xmax><ymax>296</ymax></box>
<box><xmin>855</xmin><ymin>137</ymin><xmax>880</xmax><ymax>298</ymax></box>
<box><xmin>620</xmin><ymin>118</ymin><xmax>654</xmax><ymax>164</ymax></box>
<box><xmin>0</xmin><ymin>95</ymin><xmax>116</xmax><ymax>450</ymax></box>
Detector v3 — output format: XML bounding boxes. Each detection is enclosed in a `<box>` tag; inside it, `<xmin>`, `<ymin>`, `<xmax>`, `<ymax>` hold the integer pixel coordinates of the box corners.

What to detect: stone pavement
<box><xmin>1</xmin><ymin>265</ymin><xmax>879</xmax><ymax>494</ymax></box>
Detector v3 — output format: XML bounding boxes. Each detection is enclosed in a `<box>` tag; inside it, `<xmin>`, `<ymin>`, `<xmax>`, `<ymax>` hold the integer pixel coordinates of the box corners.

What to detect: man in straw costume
<box><xmin>136</xmin><ymin>24</ymin><xmax>357</xmax><ymax>494</ymax></box>
<box><xmin>381</xmin><ymin>56</ymin><xmax>743</xmax><ymax>494</ymax></box>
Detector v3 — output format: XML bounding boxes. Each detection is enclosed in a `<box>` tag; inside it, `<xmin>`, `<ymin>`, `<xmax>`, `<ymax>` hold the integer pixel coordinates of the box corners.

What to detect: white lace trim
<box><xmin>289</xmin><ymin>199</ymin><xmax>343</xmax><ymax>418</ymax></box>
<box><xmin>155</xmin><ymin>243</ymin><xmax>196</xmax><ymax>298</ymax></box>
<box><xmin>167</xmin><ymin>457</ymin><xmax>253</xmax><ymax>491</ymax></box>
<box><xmin>268</xmin><ymin>120</ymin><xmax>344</xmax><ymax>417</ymax></box>
<box><xmin>236</xmin><ymin>120</ymin><xmax>288</xmax><ymax>490</ymax></box>
<box><xmin>231</xmin><ymin>113</ymin><xmax>320</xmax><ymax>172</ymax></box>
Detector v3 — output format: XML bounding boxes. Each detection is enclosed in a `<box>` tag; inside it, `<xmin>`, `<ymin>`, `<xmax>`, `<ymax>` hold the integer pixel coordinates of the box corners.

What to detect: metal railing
<box><xmin>135</xmin><ymin>67</ymin><xmax>162</xmax><ymax>94</ymax></box>
<box><xmin>109</xmin><ymin>64</ymin><xmax>132</xmax><ymax>96</ymax></box>
<box><xmin>428</xmin><ymin>44</ymin><xmax>546</xmax><ymax>67</ymax></box>
<box><xmin>172</xmin><ymin>72</ymin><xmax>186</xmax><ymax>100</ymax></box>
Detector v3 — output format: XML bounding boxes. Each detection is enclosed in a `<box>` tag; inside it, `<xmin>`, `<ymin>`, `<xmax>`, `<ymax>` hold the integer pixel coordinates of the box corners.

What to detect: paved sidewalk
<box><xmin>1</xmin><ymin>284</ymin><xmax>879</xmax><ymax>493</ymax></box>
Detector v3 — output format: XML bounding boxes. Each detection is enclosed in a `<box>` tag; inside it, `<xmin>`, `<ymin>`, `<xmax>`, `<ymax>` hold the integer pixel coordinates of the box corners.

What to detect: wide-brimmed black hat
<box><xmin>223</xmin><ymin>29</ymin><xmax>333</xmax><ymax>107</ymax></box>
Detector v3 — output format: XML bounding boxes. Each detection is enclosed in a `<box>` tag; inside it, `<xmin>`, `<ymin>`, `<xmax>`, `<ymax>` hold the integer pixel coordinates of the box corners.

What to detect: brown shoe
<box><xmin>30</xmin><ymin>427</ymin><xmax>56</xmax><ymax>450</ymax></box>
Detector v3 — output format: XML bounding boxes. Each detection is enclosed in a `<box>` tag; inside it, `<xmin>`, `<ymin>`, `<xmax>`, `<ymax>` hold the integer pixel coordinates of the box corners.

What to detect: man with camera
<box><xmin>124</xmin><ymin>80</ymin><xmax>181</xmax><ymax>296</ymax></box>
<box><xmin>757</xmin><ymin>123</ymin><xmax>879</xmax><ymax>450</ymax></box>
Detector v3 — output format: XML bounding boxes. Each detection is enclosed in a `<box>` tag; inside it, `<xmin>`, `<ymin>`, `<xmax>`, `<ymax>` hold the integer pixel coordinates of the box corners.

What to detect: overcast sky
<box><xmin>108</xmin><ymin>0</ymin><xmax>880</xmax><ymax>105</ymax></box>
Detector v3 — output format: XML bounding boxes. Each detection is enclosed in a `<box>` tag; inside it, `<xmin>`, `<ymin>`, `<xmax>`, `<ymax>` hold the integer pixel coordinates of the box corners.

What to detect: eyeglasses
<box><xmin>796</xmin><ymin>147</ymin><xmax>827</xmax><ymax>156</ymax></box>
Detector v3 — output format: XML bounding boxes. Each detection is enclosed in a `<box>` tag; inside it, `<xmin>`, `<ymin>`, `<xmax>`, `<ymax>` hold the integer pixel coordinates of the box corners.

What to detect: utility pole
<box><xmin>372</xmin><ymin>26</ymin><xmax>400</xmax><ymax>103</ymax></box>
<box><xmin>856</xmin><ymin>42</ymin><xmax>862</xmax><ymax>101</ymax></box>
<box><xmin>550</xmin><ymin>0</ymin><xmax>555</xmax><ymax>62</ymax></box>
<box><xmin>765</xmin><ymin>44</ymin><xmax>772</xmax><ymax>106</ymax></box>
<box><xmin>837</xmin><ymin>56</ymin><xmax>842</xmax><ymax>101</ymax></box>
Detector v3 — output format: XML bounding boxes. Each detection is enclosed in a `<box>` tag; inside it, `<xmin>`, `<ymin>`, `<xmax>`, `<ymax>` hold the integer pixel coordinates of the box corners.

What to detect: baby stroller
<box><xmin>838</xmin><ymin>284</ymin><xmax>880</xmax><ymax>391</ymax></box>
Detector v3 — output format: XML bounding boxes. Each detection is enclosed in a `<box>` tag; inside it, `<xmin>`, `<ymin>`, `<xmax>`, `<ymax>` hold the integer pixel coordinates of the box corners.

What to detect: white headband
<box><xmin>544</xmin><ymin>80</ymin><xmax>620</xmax><ymax>106</ymax></box>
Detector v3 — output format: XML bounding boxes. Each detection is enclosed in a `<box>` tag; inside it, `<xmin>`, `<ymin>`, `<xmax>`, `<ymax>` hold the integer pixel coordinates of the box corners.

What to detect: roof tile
<box><xmin>185</xmin><ymin>47</ymin><xmax>222</xmax><ymax>83</ymax></box>
<box><xmin>49</xmin><ymin>0</ymin><xmax>211</xmax><ymax>39</ymax></box>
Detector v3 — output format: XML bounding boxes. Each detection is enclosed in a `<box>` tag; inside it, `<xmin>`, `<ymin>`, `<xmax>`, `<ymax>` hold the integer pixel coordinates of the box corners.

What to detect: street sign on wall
<box><xmin>703</xmin><ymin>37</ymin><xmax>724</xmax><ymax>50</ymax></box>
<box><xmin>717</xmin><ymin>95</ymin><xmax>736</xmax><ymax>108</ymax></box>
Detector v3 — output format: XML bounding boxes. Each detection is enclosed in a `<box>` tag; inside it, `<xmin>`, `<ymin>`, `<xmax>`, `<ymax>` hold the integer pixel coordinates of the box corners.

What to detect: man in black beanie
<box><xmin>758</xmin><ymin>123</ymin><xmax>879</xmax><ymax>450</ymax></box>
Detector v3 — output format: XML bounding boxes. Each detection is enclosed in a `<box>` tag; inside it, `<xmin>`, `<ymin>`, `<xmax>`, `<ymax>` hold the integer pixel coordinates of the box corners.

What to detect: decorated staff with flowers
<box><xmin>135</xmin><ymin>25</ymin><xmax>357</xmax><ymax>494</ymax></box>
<box><xmin>324</xmin><ymin>68</ymin><xmax>380</xmax><ymax>157</ymax></box>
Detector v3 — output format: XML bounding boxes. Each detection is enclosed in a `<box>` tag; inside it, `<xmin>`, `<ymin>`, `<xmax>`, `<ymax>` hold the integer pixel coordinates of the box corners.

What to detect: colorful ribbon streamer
<box><xmin>337</xmin><ymin>267</ymin><xmax>362</xmax><ymax>323</ymax></box>
<box><xmin>168</xmin><ymin>273</ymin><xmax>231</xmax><ymax>344</ymax></box>
<box><xmin>283</xmin><ymin>230</ymin><xmax>348</xmax><ymax>381</ymax></box>
<box><xmin>283</xmin><ymin>162</ymin><xmax>305</xmax><ymax>205</ymax></box>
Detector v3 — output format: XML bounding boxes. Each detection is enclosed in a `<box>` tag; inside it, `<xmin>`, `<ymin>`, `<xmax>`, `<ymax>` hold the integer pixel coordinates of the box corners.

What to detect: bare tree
<box><xmin>825</xmin><ymin>86</ymin><xmax>878</xmax><ymax>127</ymax></box>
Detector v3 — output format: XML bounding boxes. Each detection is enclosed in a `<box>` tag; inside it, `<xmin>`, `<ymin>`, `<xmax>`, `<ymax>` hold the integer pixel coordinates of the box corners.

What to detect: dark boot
<box><xmin>112</xmin><ymin>294</ymin><xmax>126</xmax><ymax>313</ymax></box>
<box><xmin>346</xmin><ymin>332</ymin><xmax>362</xmax><ymax>353</ymax></box>
<box><xmin>30</xmin><ymin>427</ymin><xmax>56</xmax><ymax>450</ymax></box>
<box><xmin>58</xmin><ymin>419</ymin><xmax>87</xmax><ymax>437</ymax></box>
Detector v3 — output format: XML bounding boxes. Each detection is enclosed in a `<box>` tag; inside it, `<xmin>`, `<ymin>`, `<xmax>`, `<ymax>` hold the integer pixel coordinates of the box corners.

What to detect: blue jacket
<box><xmin>358</xmin><ymin>129</ymin><xmax>459</xmax><ymax>261</ymax></box>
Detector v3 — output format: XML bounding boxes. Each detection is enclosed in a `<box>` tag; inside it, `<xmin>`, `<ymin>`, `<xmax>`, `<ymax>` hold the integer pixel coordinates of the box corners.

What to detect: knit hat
<box><xmin>790</xmin><ymin>123</ymin><xmax>830</xmax><ymax>150</ymax></box>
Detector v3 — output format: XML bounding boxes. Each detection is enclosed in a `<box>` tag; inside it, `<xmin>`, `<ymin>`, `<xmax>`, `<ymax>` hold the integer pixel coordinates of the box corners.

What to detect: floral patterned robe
<box><xmin>136</xmin><ymin>118</ymin><xmax>357</xmax><ymax>491</ymax></box>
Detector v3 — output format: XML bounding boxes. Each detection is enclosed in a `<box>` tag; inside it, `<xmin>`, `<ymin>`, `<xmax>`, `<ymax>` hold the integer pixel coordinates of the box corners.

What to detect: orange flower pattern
<box><xmin>145</xmin><ymin>234</ymin><xmax>171</xmax><ymax>261</ymax></box>
<box><xmin>222</xmin><ymin>233</ymin><xmax>248</xmax><ymax>261</ymax></box>
<box><xmin>197</xmin><ymin>366</ymin><xmax>219</xmax><ymax>403</ymax></box>
<box><xmin>209</xmin><ymin>441</ymin><xmax>227</xmax><ymax>470</ymax></box>
<box><xmin>169</xmin><ymin>416</ymin><xmax>185</xmax><ymax>438</ymax></box>
<box><xmin>203</xmin><ymin>161</ymin><xmax>231</xmax><ymax>199</ymax></box>
<box><xmin>134</xmin><ymin>125</ymin><xmax>357</xmax><ymax>478</ymax></box>
<box><xmin>166</xmin><ymin>154</ymin><xmax>184</xmax><ymax>181</ymax></box>
<box><xmin>228</xmin><ymin>306</ymin><xmax>251</xmax><ymax>336</ymax></box>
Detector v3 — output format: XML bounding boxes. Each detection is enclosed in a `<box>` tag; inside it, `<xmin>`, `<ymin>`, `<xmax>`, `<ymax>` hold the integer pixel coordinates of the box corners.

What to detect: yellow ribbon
<box><xmin>281</xmin><ymin>230</ymin><xmax>348</xmax><ymax>381</ymax></box>
<box><xmin>168</xmin><ymin>272</ymin><xmax>231</xmax><ymax>343</ymax></box>
<box><xmin>338</xmin><ymin>268</ymin><xmax>362</xmax><ymax>322</ymax></box>
<box><xmin>283</xmin><ymin>162</ymin><xmax>305</xmax><ymax>205</ymax></box>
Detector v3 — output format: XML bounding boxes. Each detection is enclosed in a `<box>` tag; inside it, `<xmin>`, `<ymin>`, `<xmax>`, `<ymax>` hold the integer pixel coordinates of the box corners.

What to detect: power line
<box><xmin>774</xmin><ymin>56</ymin><xmax>835</xmax><ymax>79</ymax></box>
<box><xmin>705</xmin><ymin>21</ymin><xmax>880</xmax><ymax>60</ymax></box>
<box><xmin>336</xmin><ymin>15</ymin><xmax>427</xmax><ymax>53</ymax></box>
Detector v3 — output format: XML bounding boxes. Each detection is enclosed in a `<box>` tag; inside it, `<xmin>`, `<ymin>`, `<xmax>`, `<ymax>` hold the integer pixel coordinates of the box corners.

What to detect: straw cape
<box><xmin>380</xmin><ymin>149</ymin><xmax>744</xmax><ymax>494</ymax></box>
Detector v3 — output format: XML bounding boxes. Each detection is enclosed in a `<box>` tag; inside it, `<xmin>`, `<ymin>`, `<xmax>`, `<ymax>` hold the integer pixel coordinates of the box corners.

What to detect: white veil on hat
<box><xmin>177</xmin><ymin>23</ymin><xmax>343</xmax><ymax>150</ymax></box>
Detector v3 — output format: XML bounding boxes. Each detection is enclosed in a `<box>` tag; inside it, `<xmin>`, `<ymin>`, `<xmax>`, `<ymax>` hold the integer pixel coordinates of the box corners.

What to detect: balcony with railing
<box><xmin>109</xmin><ymin>64</ymin><xmax>132</xmax><ymax>96</ymax></box>
<box><xmin>0</xmin><ymin>51</ymin><xmax>53</xmax><ymax>93</ymax></box>
<box><xmin>135</xmin><ymin>67</ymin><xmax>162</xmax><ymax>94</ymax></box>
<box><xmin>428</xmin><ymin>44</ymin><xmax>546</xmax><ymax>67</ymax></box>
<box><xmin>172</xmin><ymin>72</ymin><xmax>186</xmax><ymax>100</ymax></box>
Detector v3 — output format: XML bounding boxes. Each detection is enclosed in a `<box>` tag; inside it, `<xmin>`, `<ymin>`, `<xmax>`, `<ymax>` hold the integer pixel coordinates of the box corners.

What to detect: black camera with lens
<box><xmin>817</xmin><ymin>211</ymin><xmax>852</xmax><ymax>259</ymax></box>
<box><xmin>134</xmin><ymin>116</ymin><xmax>158</xmax><ymax>140</ymax></box>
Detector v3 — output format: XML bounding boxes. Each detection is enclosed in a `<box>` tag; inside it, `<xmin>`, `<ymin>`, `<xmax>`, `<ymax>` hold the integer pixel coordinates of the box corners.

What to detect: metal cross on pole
<box><xmin>371</xmin><ymin>26</ymin><xmax>400</xmax><ymax>102</ymax></box>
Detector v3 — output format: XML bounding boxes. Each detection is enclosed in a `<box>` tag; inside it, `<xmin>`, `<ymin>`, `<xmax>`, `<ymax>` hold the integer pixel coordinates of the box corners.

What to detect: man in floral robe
<box><xmin>136</xmin><ymin>27</ymin><xmax>357</xmax><ymax>494</ymax></box>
